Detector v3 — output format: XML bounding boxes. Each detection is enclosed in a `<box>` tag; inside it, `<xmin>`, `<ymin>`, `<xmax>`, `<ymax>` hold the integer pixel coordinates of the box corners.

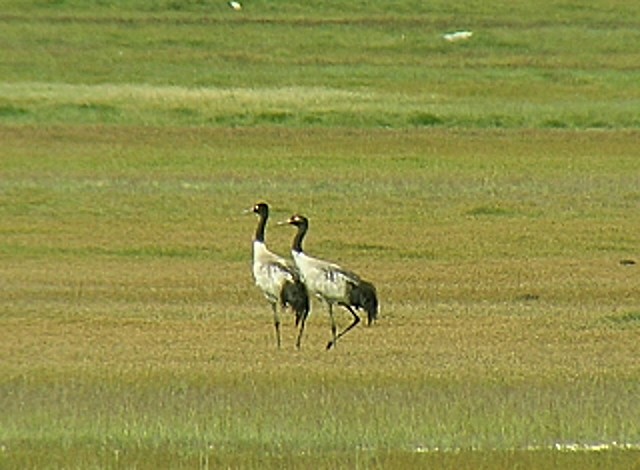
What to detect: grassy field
<box><xmin>2</xmin><ymin>0</ymin><xmax>639</xmax><ymax>128</ymax></box>
<box><xmin>2</xmin><ymin>1</ymin><xmax>640</xmax><ymax>468</ymax></box>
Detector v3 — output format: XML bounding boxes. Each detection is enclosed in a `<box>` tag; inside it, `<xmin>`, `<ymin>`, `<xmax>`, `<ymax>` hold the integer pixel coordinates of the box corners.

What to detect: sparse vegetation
<box><xmin>1</xmin><ymin>0</ymin><xmax>639</xmax><ymax>468</ymax></box>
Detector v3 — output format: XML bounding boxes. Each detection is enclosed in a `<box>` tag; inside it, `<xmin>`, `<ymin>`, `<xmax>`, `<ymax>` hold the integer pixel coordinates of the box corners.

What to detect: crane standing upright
<box><xmin>249</xmin><ymin>203</ymin><xmax>310</xmax><ymax>349</ymax></box>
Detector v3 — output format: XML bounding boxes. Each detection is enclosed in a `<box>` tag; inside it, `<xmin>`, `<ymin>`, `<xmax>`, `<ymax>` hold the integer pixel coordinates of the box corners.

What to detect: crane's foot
<box><xmin>326</xmin><ymin>340</ymin><xmax>335</xmax><ymax>350</ymax></box>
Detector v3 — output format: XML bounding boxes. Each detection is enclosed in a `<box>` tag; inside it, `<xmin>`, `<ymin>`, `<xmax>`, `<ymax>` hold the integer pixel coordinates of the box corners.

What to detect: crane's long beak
<box><xmin>242</xmin><ymin>207</ymin><xmax>253</xmax><ymax>215</ymax></box>
<box><xmin>276</xmin><ymin>219</ymin><xmax>291</xmax><ymax>227</ymax></box>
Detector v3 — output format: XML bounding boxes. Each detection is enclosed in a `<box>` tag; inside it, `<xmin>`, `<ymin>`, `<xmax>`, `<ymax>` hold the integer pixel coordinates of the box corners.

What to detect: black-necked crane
<box><xmin>249</xmin><ymin>203</ymin><xmax>310</xmax><ymax>349</ymax></box>
<box><xmin>283</xmin><ymin>214</ymin><xmax>378</xmax><ymax>350</ymax></box>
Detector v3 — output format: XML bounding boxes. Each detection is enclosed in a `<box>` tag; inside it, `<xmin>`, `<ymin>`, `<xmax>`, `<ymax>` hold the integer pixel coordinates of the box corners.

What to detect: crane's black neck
<box><xmin>254</xmin><ymin>209</ymin><xmax>268</xmax><ymax>243</ymax></box>
<box><xmin>291</xmin><ymin>220</ymin><xmax>308</xmax><ymax>253</ymax></box>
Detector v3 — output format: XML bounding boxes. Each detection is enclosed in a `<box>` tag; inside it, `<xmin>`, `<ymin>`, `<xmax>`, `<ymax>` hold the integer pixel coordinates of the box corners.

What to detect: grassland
<box><xmin>2</xmin><ymin>0</ymin><xmax>639</xmax><ymax>128</ymax></box>
<box><xmin>1</xmin><ymin>1</ymin><xmax>640</xmax><ymax>468</ymax></box>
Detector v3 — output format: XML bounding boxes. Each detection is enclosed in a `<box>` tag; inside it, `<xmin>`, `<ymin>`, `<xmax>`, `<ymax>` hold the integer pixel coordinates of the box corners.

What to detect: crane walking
<box><xmin>283</xmin><ymin>214</ymin><xmax>378</xmax><ymax>350</ymax></box>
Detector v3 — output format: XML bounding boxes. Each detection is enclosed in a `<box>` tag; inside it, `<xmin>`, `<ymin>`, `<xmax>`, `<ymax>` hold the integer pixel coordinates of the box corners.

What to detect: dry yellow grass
<box><xmin>2</xmin><ymin>267</ymin><xmax>639</xmax><ymax>383</ymax></box>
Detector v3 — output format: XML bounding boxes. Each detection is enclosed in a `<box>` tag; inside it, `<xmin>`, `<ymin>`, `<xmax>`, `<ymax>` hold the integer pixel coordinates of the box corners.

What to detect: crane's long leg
<box><xmin>326</xmin><ymin>303</ymin><xmax>338</xmax><ymax>350</ymax></box>
<box><xmin>294</xmin><ymin>304</ymin><xmax>308</xmax><ymax>350</ymax></box>
<box><xmin>295</xmin><ymin>314</ymin><xmax>306</xmax><ymax>350</ymax></box>
<box><xmin>326</xmin><ymin>304</ymin><xmax>360</xmax><ymax>350</ymax></box>
<box><xmin>271</xmin><ymin>302</ymin><xmax>281</xmax><ymax>349</ymax></box>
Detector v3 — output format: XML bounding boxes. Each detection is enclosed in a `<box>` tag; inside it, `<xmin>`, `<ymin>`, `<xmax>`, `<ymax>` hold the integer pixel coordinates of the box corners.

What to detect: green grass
<box><xmin>2</xmin><ymin>80</ymin><xmax>638</xmax><ymax>128</ymax></box>
<box><xmin>2</xmin><ymin>0</ymin><xmax>640</xmax><ymax>468</ymax></box>
<box><xmin>1</xmin><ymin>1</ymin><xmax>639</xmax><ymax>128</ymax></box>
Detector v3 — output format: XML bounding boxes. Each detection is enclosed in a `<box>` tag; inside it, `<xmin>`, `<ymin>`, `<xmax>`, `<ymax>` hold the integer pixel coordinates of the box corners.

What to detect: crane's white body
<box><xmin>291</xmin><ymin>250</ymin><xmax>358</xmax><ymax>304</ymax></box>
<box><xmin>253</xmin><ymin>240</ymin><xmax>298</xmax><ymax>304</ymax></box>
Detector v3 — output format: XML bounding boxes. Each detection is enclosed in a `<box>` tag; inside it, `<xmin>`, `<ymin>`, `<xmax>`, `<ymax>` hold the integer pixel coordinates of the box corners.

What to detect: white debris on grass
<box><xmin>552</xmin><ymin>441</ymin><xmax>640</xmax><ymax>452</ymax></box>
<box><xmin>414</xmin><ymin>441</ymin><xmax>640</xmax><ymax>453</ymax></box>
<box><xmin>443</xmin><ymin>31</ymin><xmax>473</xmax><ymax>42</ymax></box>
<box><xmin>228</xmin><ymin>1</ymin><xmax>242</xmax><ymax>10</ymax></box>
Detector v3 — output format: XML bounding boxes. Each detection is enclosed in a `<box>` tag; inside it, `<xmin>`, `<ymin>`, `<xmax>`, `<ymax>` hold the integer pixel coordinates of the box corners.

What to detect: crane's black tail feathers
<box><xmin>281</xmin><ymin>280</ymin><xmax>310</xmax><ymax>327</ymax></box>
<box><xmin>349</xmin><ymin>280</ymin><xmax>378</xmax><ymax>325</ymax></box>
